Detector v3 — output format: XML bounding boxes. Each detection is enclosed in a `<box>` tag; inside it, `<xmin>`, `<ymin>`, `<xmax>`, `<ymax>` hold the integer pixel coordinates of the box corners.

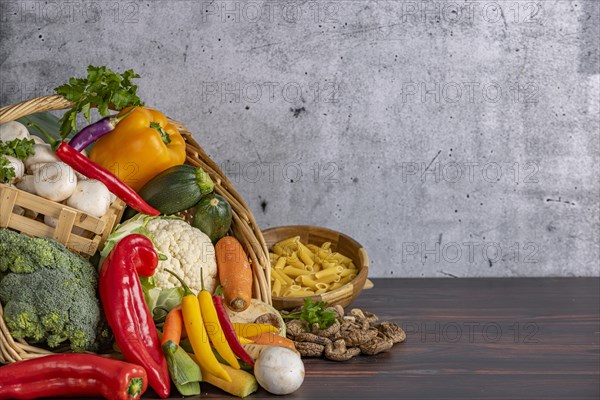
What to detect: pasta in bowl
<box><xmin>262</xmin><ymin>225</ymin><xmax>369</xmax><ymax>310</ymax></box>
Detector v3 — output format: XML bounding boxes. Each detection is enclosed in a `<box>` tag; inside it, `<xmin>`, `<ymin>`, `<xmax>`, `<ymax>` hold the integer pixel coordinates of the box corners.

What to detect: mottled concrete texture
<box><xmin>0</xmin><ymin>0</ymin><xmax>598</xmax><ymax>277</ymax></box>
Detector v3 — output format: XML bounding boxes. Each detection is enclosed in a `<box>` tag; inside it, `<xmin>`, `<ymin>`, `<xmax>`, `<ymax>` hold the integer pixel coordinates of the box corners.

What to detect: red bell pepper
<box><xmin>0</xmin><ymin>353</ymin><xmax>147</xmax><ymax>400</ymax></box>
<box><xmin>213</xmin><ymin>294</ymin><xmax>255</xmax><ymax>366</ymax></box>
<box><xmin>99</xmin><ymin>234</ymin><xmax>170</xmax><ymax>398</ymax></box>
<box><xmin>55</xmin><ymin>141</ymin><xmax>160</xmax><ymax>216</ymax></box>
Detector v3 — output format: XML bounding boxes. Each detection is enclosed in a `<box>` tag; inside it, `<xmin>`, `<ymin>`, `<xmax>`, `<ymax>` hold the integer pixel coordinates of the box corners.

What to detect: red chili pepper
<box><xmin>55</xmin><ymin>141</ymin><xmax>160</xmax><ymax>216</ymax></box>
<box><xmin>213</xmin><ymin>294</ymin><xmax>255</xmax><ymax>366</ymax></box>
<box><xmin>99</xmin><ymin>234</ymin><xmax>170</xmax><ymax>398</ymax></box>
<box><xmin>0</xmin><ymin>353</ymin><xmax>148</xmax><ymax>400</ymax></box>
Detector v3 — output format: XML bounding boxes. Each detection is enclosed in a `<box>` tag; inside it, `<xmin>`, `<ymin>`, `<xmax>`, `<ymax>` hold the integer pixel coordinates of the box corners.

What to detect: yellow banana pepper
<box><xmin>198</xmin><ymin>269</ymin><xmax>240</xmax><ymax>370</ymax></box>
<box><xmin>237</xmin><ymin>336</ymin><xmax>254</xmax><ymax>345</ymax></box>
<box><xmin>89</xmin><ymin>106</ymin><xmax>186</xmax><ymax>191</ymax></box>
<box><xmin>166</xmin><ymin>270</ymin><xmax>231</xmax><ymax>382</ymax></box>
<box><xmin>232</xmin><ymin>323</ymin><xmax>278</xmax><ymax>338</ymax></box>
<box><xmin>199</xmin><ymin>290</ymin><xmax>241</xmax><ymax>370</ymax></box>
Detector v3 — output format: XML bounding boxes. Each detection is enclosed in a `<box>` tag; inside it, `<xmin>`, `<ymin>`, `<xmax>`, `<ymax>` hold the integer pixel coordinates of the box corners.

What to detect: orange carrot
<box><xmin>246</xmin><ymin>332</ymin><xmax>296</xmax><ymax>351</ymax></box>
<box><xmin>215</xmin><ymin>237</ymin><xmax>253</xmax><ymax>312</ymax></box>
<box><xmin>161</xmin><ymin>307</ymin><xmax>183</xmax><ymax>345</ymax></box>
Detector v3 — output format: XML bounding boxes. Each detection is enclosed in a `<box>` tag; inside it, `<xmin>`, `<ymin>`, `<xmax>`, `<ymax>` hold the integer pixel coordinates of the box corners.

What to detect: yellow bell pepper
<box><xmin>89</xmin><ymin>106</ymin><xmax>186</xmax><ymax>191</ymax></box>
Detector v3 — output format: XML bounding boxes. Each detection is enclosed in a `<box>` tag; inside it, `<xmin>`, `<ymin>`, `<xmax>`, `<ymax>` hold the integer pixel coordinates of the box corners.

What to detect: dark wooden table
<box><xmin>151</xmin><ymin>278</ymin><xmax>600</xmax><ymax>399</ymax></box>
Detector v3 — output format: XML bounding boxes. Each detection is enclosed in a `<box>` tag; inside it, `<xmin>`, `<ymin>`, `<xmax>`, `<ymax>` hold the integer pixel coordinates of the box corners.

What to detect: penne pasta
<box><xmin>277</xmin><ymin>236</ymin><xmax>300</xmax><ymax>247</ymax></box>
<box><xmin>272</xmin><ymin>279</ymin><xmax>282</xmax><ymax>296</ymax></box>
<box><xmin>307</xmin><ymin>244</ymin><xmax>320</xmax><ymax>252</ymax></box>
<box><xmin>297</xmin><ymin>242</ymin><xmax>315</xmax><ymax>266</ymax></box>
<box><xmin>272</xmin><ymin>243</ymin><xmax>287</xmax><ymax>256</ymax></box>
<box><xmin>321</xmin><ymin>261</ymin><xmax>338</xmax><ymax>269</ymax></box>
<box><xmin>275</xmin><ymin>257</ymin><xmax>287</xmax><ymax>270</ymax></box>
<box><xmin>286</xmin><ymin>252</ymin><xmax>305</xmax><ymax>269</ymax></box>
<box><xmin>283</xmin><ymin>266</ymin><xmax>311</xmax><ymax>278</ymax></box>
<box><xmin>289</xmin><ymin>260</ymin><xmax>305</xmax><ymax>269</ymax></box>
<box><xmin>311</xmin><ymin>262</ymin><xmax>322</xmax><ymax>273</ymax></box>
<box><xmin>299</xmin><ymin>275</ymin><xmax>319</xmax><ymax>290</ymax></box>
<box><xmin>317</xmin><ymin>249</ymin><xmax>332</xmax><ymax>259</ymax></box>
<box><xmin>317</xmin><ymin>273</ymin><xmax>338</xmax><ymax>285</ymax></box>
<box><xmin>272</xmin><ymin>268</ymin><xmax>294</xmax><ymax>286</ymax></box>
<box><xmin>338</xmin><ymin>274</ymin><xmax>356</xmax><ymax>286</ymax></box>
<box><xmin>331</xmin><ymin>252</ymin><xmax>353</xmax><ymax>265</ymax></box>
<box><xmin>340</xmin><ymin>268</ymin><xmax>357</xmax><ymax>277</ymax></box>
<box><xmin>315</xmin><ymin>266</ymin><xmax>342</xmax><ymax>280</ymax></box>
<box><xmin>270</xmin><ymin>236</ymin><xmax>358</xmax><ymax>299</ymax></box>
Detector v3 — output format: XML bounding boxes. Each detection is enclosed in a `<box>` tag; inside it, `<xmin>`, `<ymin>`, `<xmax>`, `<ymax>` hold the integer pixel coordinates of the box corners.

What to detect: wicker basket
<box><xmin>0</xmin><ymin>95</ymin><xmax>271</xmax><ymax>363</ymax></box>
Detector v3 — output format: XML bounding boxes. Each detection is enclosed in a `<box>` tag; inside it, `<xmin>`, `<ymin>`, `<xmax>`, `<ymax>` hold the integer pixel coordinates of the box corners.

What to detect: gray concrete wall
<box><xmin>1</xmin><ymin>0</ymin><xmax>598</xmax><ymax>277</ymax></box>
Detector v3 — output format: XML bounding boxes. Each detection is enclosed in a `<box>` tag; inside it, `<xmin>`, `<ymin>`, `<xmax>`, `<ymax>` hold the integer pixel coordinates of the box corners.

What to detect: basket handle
<box><xmin>0</xmin><ymin>95</ymin><xmax>195</xmax><ymax>139</ymax></box>
<box><xmin>0</xmin><ymin>95</ymin><xmax>73</xmax><ymax>123</ymax></box>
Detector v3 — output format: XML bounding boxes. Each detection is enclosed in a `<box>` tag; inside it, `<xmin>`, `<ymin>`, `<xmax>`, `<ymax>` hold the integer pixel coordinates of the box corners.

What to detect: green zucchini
<box><xmin>124</xmin><ymin>165</ymin><xmax>214</xmax><ymax>219</ymax></box>
<box><xmin>192</xmin><ymin>194</ymin><xmax>232</xmax><ymax>243</ymax></box>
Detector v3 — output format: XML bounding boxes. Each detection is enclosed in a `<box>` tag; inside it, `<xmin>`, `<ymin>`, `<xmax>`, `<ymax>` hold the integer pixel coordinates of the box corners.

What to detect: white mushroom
<box><xmin>66</xmin><ymin>179</ymin><xmax>111</xmax><ymax>217</ymax></box>
<box><xmin>15</xmin><ymin>174</ymin><xmax>37</xmax><ymax>194</ymax></box>
<box><xmin>24</xmin><ymin>144</ymin><xmax>60</xmax><ymax>171</ymax></box>
<box><xmin>34</xmin><ymin>162</ymin><xmax>77</xmax><ymax>202</ymax></box>
<box><xmin>2</xmin><ymin>156</ymin><xmax>24</xmax><ymax>183</ymax></box>
<box><xmin>253</xmin><ymin>346</ymin><xmax>305</xmax><ymax>395</ymax></box>
<box><xmin>0</xmin><ymin>121</ymin><xmax>30</xmax><ymax>141</ymax></box>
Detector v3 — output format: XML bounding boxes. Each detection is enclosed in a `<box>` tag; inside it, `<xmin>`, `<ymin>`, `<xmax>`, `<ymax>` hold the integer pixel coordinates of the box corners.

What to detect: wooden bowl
<box><xmin>262</xmin><ymin>225</ymin><xmax>369</xmax><ymax>310</ymax></box>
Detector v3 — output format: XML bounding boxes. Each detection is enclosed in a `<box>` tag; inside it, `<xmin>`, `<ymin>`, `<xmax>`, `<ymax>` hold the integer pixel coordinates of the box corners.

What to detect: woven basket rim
<box><xmin>0</xmin><ymin>95</ymin><xmax>271</xmax><ymax>364</ymax></box>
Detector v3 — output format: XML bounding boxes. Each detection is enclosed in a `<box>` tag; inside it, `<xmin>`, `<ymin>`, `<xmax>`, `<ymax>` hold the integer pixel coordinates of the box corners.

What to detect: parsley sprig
<box><xmin>54</xmin><ymin>65</ymin><xmax>144</xmax><ymax>138</ymax></box>
<box><xmin>0</xmin><ymin>138</ymin><xmax>35</xmax><ymax>183</ymax></box>
<box><xmin>282</xmin><ymin>298</ymin><xmax>338</xmax><ymax>329</ymax></box>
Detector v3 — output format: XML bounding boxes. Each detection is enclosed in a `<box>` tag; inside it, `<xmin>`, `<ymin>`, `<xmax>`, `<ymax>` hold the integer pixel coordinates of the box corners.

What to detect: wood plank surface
<box><xmin>205</xmin><ymin>278</ymin><xmax>599</xmax><ymax>400</ymax></box>
<box><xmin>66</xmin><ymin>278</ymin><xmax>600</xmax><ymax>399</ymax></box>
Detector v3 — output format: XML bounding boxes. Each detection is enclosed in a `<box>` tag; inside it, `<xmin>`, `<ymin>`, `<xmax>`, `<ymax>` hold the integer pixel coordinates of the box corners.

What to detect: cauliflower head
<box><xmin>102</xmin><ymin>214</ymin><xmax>217</xmax><ymax>294</ymax></box>
<box><xmin>146</xmin><ymin>217</ymin><xmax>217</xmax><ymax>293</ymax></box>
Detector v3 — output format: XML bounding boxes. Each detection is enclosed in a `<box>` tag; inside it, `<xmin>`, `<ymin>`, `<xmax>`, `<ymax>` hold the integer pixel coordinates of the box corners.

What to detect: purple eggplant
<box><xmin>68</xmin><ymin>106</ymin><xmax>137</xmax><ymax>151</ymax></box>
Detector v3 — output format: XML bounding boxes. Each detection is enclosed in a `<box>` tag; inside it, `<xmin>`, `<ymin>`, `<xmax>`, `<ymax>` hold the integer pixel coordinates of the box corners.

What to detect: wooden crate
<box><xmin>0</xmin><ymin>183</ymin><xmax>125</xmax><ymax>257</ymax></box>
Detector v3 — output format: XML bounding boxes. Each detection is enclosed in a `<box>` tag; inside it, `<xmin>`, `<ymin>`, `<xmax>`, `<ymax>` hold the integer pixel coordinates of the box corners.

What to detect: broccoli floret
<box><xmin>0</xmin><ymin>228</ymin><xmax>103</xmax><ymax>352</ymax></box>
<box><xmin>3</xmin><ymin>301</ymin><xmax>44</xmax><ymax>342</ymax></box>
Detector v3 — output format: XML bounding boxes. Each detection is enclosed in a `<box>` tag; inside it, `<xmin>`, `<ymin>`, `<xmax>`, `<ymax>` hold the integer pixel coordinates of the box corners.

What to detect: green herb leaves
<box><xmin>0</xmin><ymin>156</ymin><xmax>15</xmax><ymax>183</ymax></box>
<box><xmin>55</xmin><ymin>66</ymin><xmax>144</xmax><ymax>138</ymax></box>
<box><xmin>0</xmin><ymin>138</ymin><xmax>35</xmax><ymax>183</ymax></box>
<box><xmin>0</xmin><ymin>138</ymin><xmax>35</xmax><ymax>160</ymax></box>
<box><xmin>283</xmin><ymin>298</ymin><xmax>338</xmax><ymax>329</ymax></box>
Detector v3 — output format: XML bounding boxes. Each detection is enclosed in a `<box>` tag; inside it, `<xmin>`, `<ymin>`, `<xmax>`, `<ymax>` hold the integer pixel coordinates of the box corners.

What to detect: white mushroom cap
<box><xmin>66</xmin><ymin>179</ymin><xmax>111</xmax><ymax>217</ymax></box>
<box><xmin>15</xmin><ymin>174</ymin><xmax>37</xmax><ymax>194</ymax></box>
<box><xmin>0</xmin><ymin>121</ymin><xmax>30</xmax><ymax>141</ymax></box>
<box><xmin>24</xmin><ymin>144</ymin><xmax>60</xmax><ymax>170</ymax></box>
<box><xmin>33</xmin><ymin>161</ymin><xmax>77</xmax><ymax>202</ymax></box>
